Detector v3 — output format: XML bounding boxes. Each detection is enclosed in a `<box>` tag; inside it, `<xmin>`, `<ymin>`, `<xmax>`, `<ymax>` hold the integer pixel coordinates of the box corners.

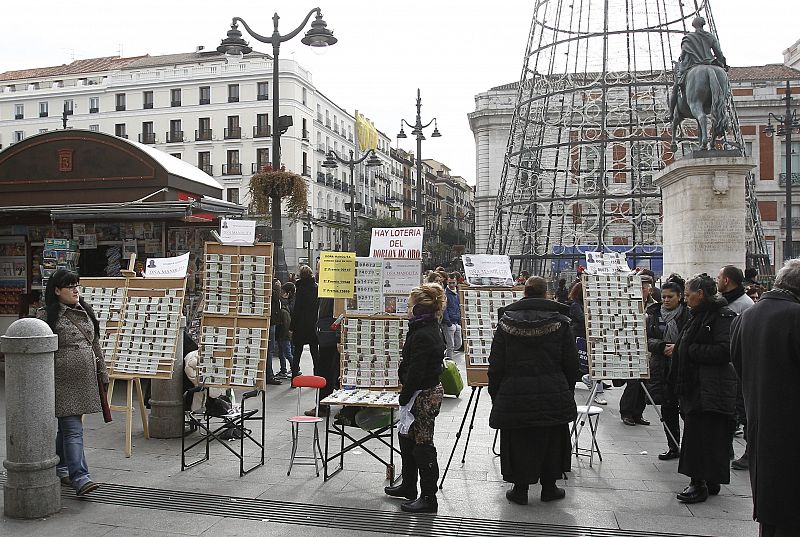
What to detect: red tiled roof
<box><xmin>0</xmin><ymin>56</ymin><xmax>145</xmax><ymax>82</ymax></box>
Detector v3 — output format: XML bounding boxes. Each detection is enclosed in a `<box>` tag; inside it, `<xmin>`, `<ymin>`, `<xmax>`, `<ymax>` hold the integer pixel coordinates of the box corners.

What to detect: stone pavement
<box><xmin>0</xmin><ymin>352</ymin><xmax>757</xmax><ymax>537</ymax></box>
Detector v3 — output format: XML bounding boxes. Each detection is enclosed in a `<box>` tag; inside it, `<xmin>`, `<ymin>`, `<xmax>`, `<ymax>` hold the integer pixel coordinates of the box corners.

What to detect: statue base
<box><xmin>654</xmin><ymin>155</ymin><xmax>755</xmax><ymax>280</ymax></box>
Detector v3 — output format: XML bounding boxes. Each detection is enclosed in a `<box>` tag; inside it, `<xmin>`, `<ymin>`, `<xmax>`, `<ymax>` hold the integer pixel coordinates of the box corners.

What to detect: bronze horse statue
<box><xmin>669</xmin><ymin>63</ymin><xmax>730</xmax><ymax>152</ymax></box>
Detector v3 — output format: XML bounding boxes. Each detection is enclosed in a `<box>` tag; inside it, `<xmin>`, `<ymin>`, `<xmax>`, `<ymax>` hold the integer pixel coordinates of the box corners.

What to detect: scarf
<box><xmin>408</xmin><ymin>312</ymin><xmax>437</xmax><ymax>328</ymax></box>
<box><xmin>660</xmin><ymin>303</ymin><xmax>684</xmax><ymax>343</ymax></box>
<box><xmin>721</xmin><ymin>286</ymin><xmax>745</xmax><ymax>305</ymax></box>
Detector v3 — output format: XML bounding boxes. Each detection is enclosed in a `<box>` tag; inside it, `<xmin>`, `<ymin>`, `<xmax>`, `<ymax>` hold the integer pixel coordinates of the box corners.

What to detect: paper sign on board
<box><xmin>219</xmin><ymin>219</ymin><xmax>256</xmax><ymax>245</ymax></box>
<box><xmin>144</xmin><ymin>252</ymin><xmax>190</xmax><ymax>278</ymax></box>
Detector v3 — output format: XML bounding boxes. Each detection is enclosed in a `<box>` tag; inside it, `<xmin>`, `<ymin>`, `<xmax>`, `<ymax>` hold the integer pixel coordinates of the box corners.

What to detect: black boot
<box><xmin>505</xmin><ymin>483</ymin><xmax>529</xmax><ymax>505</ymax></box>
<box><xmin>707</xmin><ymin>483</ymin><xmax>721</xmax><ymax>495</ymax></box>
<box><xmin>676</xmin><ymin>479</ymin><xmax>708</xmax><ymax>503</ymax></box>
<box><xmin>401</xmin><ymin>444</ymin><xmax>438</xmax><ymax>514</ymax></box>
<box><xmin>540</xmin><ymin>479</ymin><xmax>566</xmax><ymax>502</ymax></box>
<box><xmin>385</xmin><ymin>436</ymin><xmax>418</xmax><ymax>500</ymax></box>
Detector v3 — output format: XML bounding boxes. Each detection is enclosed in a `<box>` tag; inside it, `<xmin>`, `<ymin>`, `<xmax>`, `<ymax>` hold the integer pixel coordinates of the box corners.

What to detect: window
<box><xmin>39</xmin><ymin>102</ymin><xmax>48</xmax><ymax>118</ymax></box>
<box><xmin>89</xmin><ymin>124</ymin><xmax>99</xmax><ymax>132</ymax></box>
<box><xmin>63</xmin><ymin>99</ymin><xmax>74</xmax><ymax>115</ymax></box>
<box><xmin>13</xmin><ymin>131</ymin><xmax>24</xmax><ymax>143</ymax></box>
<box><xmin>302</xmin><ymin>151</ymin><xmax>309</xmax><ymax>176</ymax></box>
<box><xmin>302</xmin><ymin>87</ymin><xmax>307</xmax><ymax>106</ymax></box>
<box><xmin>199</xmin><ymin>86</ymin><xmax>211</xmax><ymax>105</ymax></box>
<box><xmin>257</xmin><ymin>82</ymin><xmax>269</xmax><ymax>100</ymax></box>
<box><xmin>316</xmin><ymin>104</ymin><xmax>322</xmax><ymax>121</ymax></box>
<box><xmin>143</xmin><ymin>91</ymin><xmax>153</xmax><ymax>109</ymax></box>
<box><xmin>115</xmin><ymin>123</ymin><xmax>127</xmax><ymax>138</ymax></box>
<box><xmin>780</xmin><ymin>142</ymin><xmax>800</xmax><ymax>182</ymax></box>
<box><xmin>225</xmin><ymin>150</ymin><xmax>241</xmax><ymax>175</ymax></box>
<box><xmin>228</xmin><ymin>84</ymin><xmax>239</xmax><ymax>103</ymax></box>
<box><xmin>256</xmin><ymin>148</ymin><xmax>270</xmax><ymax>169</ymax></box>
<box><xmin>197</xmin><ymin>117</ymin><xmax>211</xmax><ymax>141</ymax></box>
<box><xmin>301</xmin><ymin>118</ymin><xmax>308</xmax><ymax>140</ymax></box>
<box><xmin>14</xmin><ymin>104</ymin><xmax>24</xmax><ymax>119</ymax></box>
<box><xmin>169</xmin><ymin>119</ymin><xmax>182</xmax><ymax>142</ymax></box>
<box><xmin>89</xmin><ymin>97</ymin><xmax>99</xmax><ymax>113</ymax></box>
<box><xmin>140</xmin><ymin>121</ymin><xmax>155</xmax><ymax>144</ymax></box>
<box><xmin>170</xmin><ymin>153</ymin><xmax>182</xmax><ymax>160</ymax></box>
<box><xmin>115</xmin><ymin>93</ymin><xmax>126</xmax><ymax>111</ymax></box>
<box><xmin>170</xmin><ymin>88</ymin><xmax>181</xmax><ymax>107</ymax></box>
<box><xmin>227</xmin><ymin>188</ymin><xmax>240</xmax><ymax>204</ymax></box>
<box><xmin>255</xmin><ymin>113</ymin><xmax>269</xmax><ymax>137</ymax></box>
<box><xmin>198</xmin><ymin>151</ymin><xmax>212</xmax><ymax>175</ymax></box>
<box><xmin>225</xmin><ymin>116</ymin><xmax>241</xmax><ymax>139</ymax></box>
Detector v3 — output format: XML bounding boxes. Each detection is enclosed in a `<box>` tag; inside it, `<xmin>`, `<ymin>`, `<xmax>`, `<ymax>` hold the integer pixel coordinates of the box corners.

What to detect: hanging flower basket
<box><xmin>248</xmin><ymin>167</ymin><xmax>308</xmax><ymax>219</ymax></box>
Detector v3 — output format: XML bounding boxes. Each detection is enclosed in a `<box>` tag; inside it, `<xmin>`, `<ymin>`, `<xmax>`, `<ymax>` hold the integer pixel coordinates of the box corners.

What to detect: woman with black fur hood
<box><xmin>488</xmin><ymin>276</ymin><xmax>580</xmax><ymax>505</ymax></box>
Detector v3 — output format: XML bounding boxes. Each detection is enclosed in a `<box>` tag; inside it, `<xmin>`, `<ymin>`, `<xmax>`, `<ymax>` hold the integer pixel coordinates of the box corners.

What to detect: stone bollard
<box><xmin>1</xmin><ymin>318</ymin><xmax>60</xmax><ymax>519</ymax></box>
<box><xmin>148</xmin><ymin>318</ymin><xmax>186</xmax><ymax>438</ymax></box>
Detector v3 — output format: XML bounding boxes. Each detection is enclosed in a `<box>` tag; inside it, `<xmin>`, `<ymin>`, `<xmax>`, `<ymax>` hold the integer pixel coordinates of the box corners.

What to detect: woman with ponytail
<box><xmin>37</xmin><ymin>269</ymin><xmax>108</xmax><ymax>496</ymax></box>
<box><xmin>673</xmin><ymin>273</ymin><xmax>737</xmax><ymax>504</ymax></box>
<box><xmin>384</xmin><ymin>283</ymin><xmax>445</xmax><ymax>514</ymax></box>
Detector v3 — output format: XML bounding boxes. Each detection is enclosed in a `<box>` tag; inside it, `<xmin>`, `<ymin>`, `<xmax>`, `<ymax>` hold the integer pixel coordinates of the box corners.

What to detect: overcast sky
<box><xmin>2</xmin><ymin>1</ymin><xmax>797</xmax><ymax>185</ymax></box>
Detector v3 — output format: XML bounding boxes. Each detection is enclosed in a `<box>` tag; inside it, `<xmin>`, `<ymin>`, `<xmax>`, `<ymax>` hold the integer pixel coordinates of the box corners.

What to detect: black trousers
<box><xmin>620</xmin><ymin>380</ymin><xmax>646</xmax><ymax>419</ymax></box>
<box><xmin>291</xmin><ymin>335</ymin><xmax>319</xmax><ymax>377</ymax></box>
<box><xmin>661</xmin><ymin>381</ymin><xmax>681</xmax><ymax>450</ymax></box>
<box><xmin>317</xmin><ymin>344</ymin><xmax>340</xmax><ymax>400</ymax></box>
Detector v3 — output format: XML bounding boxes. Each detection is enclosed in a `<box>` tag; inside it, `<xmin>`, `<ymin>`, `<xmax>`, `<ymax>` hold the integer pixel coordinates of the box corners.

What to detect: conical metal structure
<box><xmin>488</xmin><ymin>0</ymin><xmax>770</xmax><ymax>277</ymax></box>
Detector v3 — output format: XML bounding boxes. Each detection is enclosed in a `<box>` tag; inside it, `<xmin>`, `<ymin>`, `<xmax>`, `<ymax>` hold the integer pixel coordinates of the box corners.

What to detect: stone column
<box><xmin>148</xmin><ymin>317</ymin><xmax>185</xmax><ymax>438</ymax></box>
<box><xmin>654</xmin><ymin>152</ymin><xmax>755</xmax><ymax>279</ymax></box>
<box><xmin>1</xmin><ymin>318</ymin><xmax>60</xmax><ymax>519</ymax></box>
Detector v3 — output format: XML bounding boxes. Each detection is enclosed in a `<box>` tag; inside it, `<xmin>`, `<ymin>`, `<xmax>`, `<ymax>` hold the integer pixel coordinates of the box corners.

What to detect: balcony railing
<box><xmin>778</xmin><ymin>173</ymin><xmax>800</xmax><ymax>187</ymax></box>
<box><xmin>89</xmin><ymin>107</ymin><xmax>98</xmax><ymax>114</ymax></box>
<box><xmin>139</xmin><ymin>132</ymin><xmax>156</xmax><ymax>144</ymax></box>
<box><xmin>116</xmin><ymin>133</ymin><xmax>128</xmax><ymax>139</ymax></box>
<box><xmin>199</xmin><ymin>97</ymin><xmax>210</xmax><ymax>105</ymax></box>
<box><xmin>195</xmin><ymin>129</ymin><xmax>212</xmax><ymax>141</ymax></box>
<box><xmin>253</xmin><ymin>125</ymin><xmax>271</xmax><ymax>138</ymax></box>
<box><xmin>780</xmin><ymin>217</ymin><xmax>800</xmax><ymax>229</ymax></box>
<box><xmin>315</xmin><ymin>208</ymin><xmax>350</xmax><ymax>224</ymax></box>
<box><xmin>302</xmin><ymin>166</ymin><xmax>311</xmax><ymax>177</ymax></box>
<box><xmin>14</xmin><ymin>114</ymin><xmax>23</xmax><ymax>120</ymax></box>
<box><xmin>116</xmin><ymin>104</ymin><xmax>126</xmax><ymax>111</ymax></box>
<box><xmin>222</xmin><ymin>163</ymin><xmax>242</xmax><ymax>175</ymax></box>
<box><xmin>171</xmin><ymin>100</ymin><xmax>181</xmax><ymax>107</ymax></box>
<box><xmin>316</xmin><ymin>172</ymin><xmax>325</xmax><ymax>183</ymax></box>
<box><xmin>143</xmin><ymin>102</ymin><xmax>153</xmax><ymax>109</ymax></box>
<box><xmin>39</xmin><ymin>111</ymin><xmax>48</xmax><ymax>117</ymax></box>
<box><xmin>224</xmin><ymin>127</ymin><xmax>242</xmax><ymax>139</ymax></box>
<box><xmin>302</xmin><ymin>129</ymin><xmax>309</xmax><ymax>140</ymax></box>
<box><xmin>199</xmin><ymin>164</ymin><xmax>213</xmax><ymax>175</ymax></box>
<box><xmin>166</xmin><ymin>131</ymin><xmax>184</xmax><ymax>143</ymax></box>
<box><xmin>252</xmin><ymin>162</ymin><xmax>270</xmax><ymax>173</ymax></box>
<box><xmin>316</xmin><ymin>143</ymin><xmax>325</xmax><ymax>153</ymax></box>
<box><xmin>257</xmin><ymin>93</ymin><xmax>269</xmax><ymax>101</ymax></box>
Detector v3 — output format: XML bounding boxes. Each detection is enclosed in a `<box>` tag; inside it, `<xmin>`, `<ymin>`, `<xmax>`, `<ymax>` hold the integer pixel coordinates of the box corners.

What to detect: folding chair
<box><xmin>287</xmin><ymin>375</ymin><xmax>326</xmax><ymax>476</ymax></box>
<box><xmin>572</xmin><ymin>404</ymin><xmax>603</xmax><ymax>467</ymax></box>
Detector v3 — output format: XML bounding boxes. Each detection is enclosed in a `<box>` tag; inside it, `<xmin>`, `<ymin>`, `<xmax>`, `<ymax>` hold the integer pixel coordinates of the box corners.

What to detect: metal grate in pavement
<box><xmin>4</xmin><ymin>477</ymin><xmax>716</xmax><ymax>537</ymax></box>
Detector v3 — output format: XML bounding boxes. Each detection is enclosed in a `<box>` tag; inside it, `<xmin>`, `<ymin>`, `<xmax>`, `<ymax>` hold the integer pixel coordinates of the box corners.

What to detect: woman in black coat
<box><xmin>488</xmin><ymin>276</ymin><xmax>580</xmax><ymax>505</ymax></box>
<box><xmin>384</xmin><ymin>283</ymin><xmax>445</xmax><ymax>514</ymax></box>
<box><xmin>673</xmin><ymin>274</ymin><xmax>738</xmax><ymax>503</ymax></box>
<box><xmin>289</xmin><ymin>265</ymin><xmax>319</xmax><ymax>378</ymax></box>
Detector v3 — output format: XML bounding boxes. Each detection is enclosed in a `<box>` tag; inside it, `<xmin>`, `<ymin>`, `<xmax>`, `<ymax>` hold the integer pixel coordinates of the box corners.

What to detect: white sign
<box><xmin>144</xmin><ymin>252</ymin><xmax>190</xmax><ymax>278</ymax></box>
<box><xmin>462</xmin><ymin>254</ymin><xmax>514</xmax><ymax>287</ymax></box>
<box><xmin>220</xmin><ymin>219</ymin><xmax>256</xmax><ymax>245</ymax></box>
<box><xmin>382</xmin><ymin>259</ymin><xmax>422</xmax><ymax>296</ymax></box>
<box><xmin>369</xmin><ymin>227</ymin><xmax>423</xmax><ymax>259</ymax></box>
<box><xmin>348</xmin><ymin>257</ymin><xmax>384</xmax><ymax>314</ymax></box>
<box><xmin>584</xmin><ymin>252</ymin><xmax>630</xmax><ymax>274</ymax></box>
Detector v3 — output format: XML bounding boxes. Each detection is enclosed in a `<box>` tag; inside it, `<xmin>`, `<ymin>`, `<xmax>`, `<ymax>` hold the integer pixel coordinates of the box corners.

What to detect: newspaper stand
<box><xmin>181</xmin><ymin>242</ymin><xmax>272</xmax><ymax>476</ymax></box>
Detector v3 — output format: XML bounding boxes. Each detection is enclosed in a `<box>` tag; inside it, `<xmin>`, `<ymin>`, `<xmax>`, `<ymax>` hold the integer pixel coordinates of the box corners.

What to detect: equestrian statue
<box><xmin>667</xmin><ymin>16</ymin><xmax>731</xmax><ymax>151</ymax></box>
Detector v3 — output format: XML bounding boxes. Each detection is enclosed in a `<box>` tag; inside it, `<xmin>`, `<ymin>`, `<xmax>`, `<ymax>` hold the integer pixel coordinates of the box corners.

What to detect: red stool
<box><xmin>287</xmin><ymin>375</ymin><xmax>327</xmax><ymax>476</ymax></box>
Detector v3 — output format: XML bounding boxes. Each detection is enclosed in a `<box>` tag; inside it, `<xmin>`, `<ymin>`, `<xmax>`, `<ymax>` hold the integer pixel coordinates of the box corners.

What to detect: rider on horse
<box><xmin>667</xmin><ymin>16</ymin><xmax>728</xmax><ymax>122</ymax></box>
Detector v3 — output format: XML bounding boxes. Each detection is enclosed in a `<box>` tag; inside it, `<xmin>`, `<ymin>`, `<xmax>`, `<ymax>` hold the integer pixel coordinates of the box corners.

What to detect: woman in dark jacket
<box><xmin>37</xmin><ymin>269</ymin><xmax>108</xmax><ymax>496</ymax></box>
<box><xmin>289</xmin><ymin>265</ymin><xmax>319</xmax><ymax>378</ymax></box>
<box><xmin>646</xmin><ymin>280</ymin><xmax>689</xmax><ymax>460</ymax></box>
<box><xmin>673</xmin><ymin>274</ymin><xmax>738</xmax><ymax>503</ymax></box>
<box><xmin>488</xmin><ymin>276</ymin><xmax>580</xmax><ymax>505</ymax></box>
<box><xmin>384</xmin><ymin>283</ymin><xmax>445</xmax><ymax>514</ymax></box>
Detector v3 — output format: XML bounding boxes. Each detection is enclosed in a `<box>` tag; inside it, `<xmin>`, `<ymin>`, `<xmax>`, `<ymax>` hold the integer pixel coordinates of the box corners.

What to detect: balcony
<box><xmin>39</xmin><ymin>111</ymin><xmax>48</xmax><ymax>118</ymax></box>
<box><xmin>139</xmin><ymin>132</ymin><xmax>156</xmax><ymax>144</ymax></box>
<box><xmin>302</xmin><ymin>166</ymin><xmax>311</xmax><ymax>177</ymax></box>
<box><xmin>316</xmin><ymin>143</ymin><xmax>326</xmax><ymax>153</ymax></box>
<box><xmin>779</xmin><ymin>173</ymin><xmax>800</xmax><ymax>187</ymax></box>
<box><xmin>302</xmin><ymin>129</ymin><xmax>309</xmax><ymax>141</ymax></box>
<box><xmin>224</xmin><ymin>127</ymin><xmax>242</xmax><ymax>140</ymax></box>
<box><xmin>780</xmin><ymin>217</ymin><xmax>800</xmax><ymax>229</ymax></box>
<box><xmin>316</xmin><ymin>172</ymin><xmax>325</xmax><ymax>184</ymax></box>
<box><xmin>89</xmin><ymin>107</ymin><xmax>98</xmax><ymax>114</ymax></box>
<box><xmin>166</xmin><ymin>131</ymin><xmax>184</xmax><ymax>143</ymax></box>
<box><xmin>199</xmin><ymin>98</ymin><xmax>210</xmax><ymax>105</ymax></box>
<box><xmin>116</xmin><ymin>133</ymin><xmax>128</xmax><ymax>139</ymax></box>
<box><xmin>171</xmin><ymin>100</ymin><xmax>181</xmax><ymax>107</ymax></box>
<box><xmin>199</xmin><ymin>164</ymin><xmax>213</xmax><ymax>175</ymax></box>
<box><xmin>257</xmin><ymin>93</ymin><xmax>269</xmax><ymax>101</ymax></box>
<box><xmin>253</xmin><ymin>125</ymin><xmax>271</xmax><ymax>138</ymax></box>
<box><xmin>252</xmin><ymin>162</ymin><xmax>270</xmax><ymax>173</ymax></box>
<box><xmin>116</xmin><ymin>104</ymin><xmax>126</xmax><ymax>111</ymax></box>
<box><xmin>143</xmin><ymin>102</ymin><xmax>153</xmax><ymax>109</ymax></box>
<box><xmin>222</xmin><ymin>163</ymin><xmax>242</xmax><ymax>175</ymax></box>
<box><xmin>315</xmin><ymin>208</ymin><xmax>350</xmax><ymax>225</ymax></box>
<box><xmin>195</xmin><ymin>129</ymin><xmax>212</xmax><ymax>141</ymax></box>
<box><xmin>228</xmin><ymin>96</ymin><xmax>239</xmax><ymax>103</ymax></box>
<box><xmin>14</xmin><ymin>114</ymin><xmax>23</xmax><ymax>120</ymax></box>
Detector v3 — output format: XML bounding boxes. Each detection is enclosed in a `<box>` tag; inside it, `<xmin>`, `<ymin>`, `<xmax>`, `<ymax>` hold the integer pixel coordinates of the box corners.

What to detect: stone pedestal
<box><xmin>654</xmin><ymin>154</ymin><xmax>755</xmax><ymax>279</ymax></box>
<box><xmin>148</xmin><ymin>318</ymin><xmax>185</xmax><ymax>438</ymax></box>
<box><xmin>1</xmin><ymin>318</ymin><xmax>60</xmax><ymax>519</ymax></box>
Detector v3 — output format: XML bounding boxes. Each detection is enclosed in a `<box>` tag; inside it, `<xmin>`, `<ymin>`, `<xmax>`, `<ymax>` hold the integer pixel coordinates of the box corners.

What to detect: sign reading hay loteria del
<box><xmin>369</xmin><ymin>227</ymin><xmax>423</xmax><ymax>259</ymax></box>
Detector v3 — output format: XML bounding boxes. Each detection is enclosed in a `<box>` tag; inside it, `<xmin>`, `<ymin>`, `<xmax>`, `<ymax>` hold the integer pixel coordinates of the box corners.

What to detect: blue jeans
<box><xmin>56</xmin><ymin>415</ymin><xmax>91</xmax><ymax>490</ymax></box>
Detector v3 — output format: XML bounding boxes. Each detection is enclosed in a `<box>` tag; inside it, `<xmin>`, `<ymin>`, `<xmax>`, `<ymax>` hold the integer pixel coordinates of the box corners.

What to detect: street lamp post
<box><xmin>218</xmin><ymin>8</ymin><xmax>337</xmax><ymax>280</ymax></box>
<box><xmin>765</xmin><ymin>80</ymin><xmax>800</xmax><ymax>261</ymax></box>
<box><xmin>322</xmin><ymin>149</ymin><xmax>382</xmax><ymax>251</ymax></box>
<box><xmin>397</xmin><ymin>89</ymin><xmax>441</xmax><ymax>228</ymax></box>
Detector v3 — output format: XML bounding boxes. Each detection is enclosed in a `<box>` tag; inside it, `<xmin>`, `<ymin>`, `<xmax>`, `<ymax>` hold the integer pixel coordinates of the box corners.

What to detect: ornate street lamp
<box><xmin>765</xmin><ymin>80</ymin><xmax>800</xmax><ymax>261</ymax></box>
<box><xmin>322</xmin><ymin>149</ymin><xmax>382</xmax><ymax>251</ymax></box>
<box><xmin>397</xmin><ymin>89</ymin><xmax>441</xmax><ymax>227</ymax></box>
<box><xmin>218</xmin><ymin>8</ymin><xmax>336</xmax><ymax>280</ymax></box>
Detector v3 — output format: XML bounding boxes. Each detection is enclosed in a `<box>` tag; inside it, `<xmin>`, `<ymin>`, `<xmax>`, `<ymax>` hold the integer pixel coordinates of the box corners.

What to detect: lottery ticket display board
<box><xmin>341</xmin><ymin>315</ymin><xmax>406</xmax><ymax>390</ymax></box>
<box><xmin>582</xmin><ymin>273</ymin><xmax>650</xmax><ymax>380</ymax></box>
<box><xmin>198</xmin><ymin>242</ymin><xmax>273</xmax><ymax>389</ymax></box>
<box><xmin>460</xmin><ymin>286</ymin><xmax>524</xmax><ymax>386</ymax></box>
<box><xmin>80</xmin><ymin>277</ymin><xmax>187</xmax><ymax>378</ymax></box>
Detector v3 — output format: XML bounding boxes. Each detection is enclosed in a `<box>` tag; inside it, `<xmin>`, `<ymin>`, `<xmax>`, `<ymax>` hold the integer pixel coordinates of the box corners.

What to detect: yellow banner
<box><xmin>356</xmin><ymin>112</ymin><xmax>378</xmax><ymax>152</ymax></box>
<box><xmin>318</xmin><ymin>251</ymin><xmax>356</xmax><ymax>298</ymax></box>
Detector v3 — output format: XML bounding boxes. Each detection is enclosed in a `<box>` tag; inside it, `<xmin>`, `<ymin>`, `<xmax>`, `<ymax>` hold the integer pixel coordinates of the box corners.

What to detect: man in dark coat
<box><xmin>731</xmin><ymin>259</ymin><xmax>800</xmax><ymax>537</ymax></box>
<box><xmin>289</xmin><ymin>265</ymin><xmax>320</xmax><ymax>378</ymax></box>
<box><xmin>488</xmin><ymin>276</ymin><xmax>580</xmax><ymax>505</ymax></box>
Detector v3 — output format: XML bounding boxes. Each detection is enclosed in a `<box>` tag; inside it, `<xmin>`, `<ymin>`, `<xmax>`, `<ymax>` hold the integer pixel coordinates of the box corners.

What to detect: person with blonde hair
<box><xmin>385</xmin><ymin>283</ymin><xmax>445</xmax><ymax>514</ymax></box>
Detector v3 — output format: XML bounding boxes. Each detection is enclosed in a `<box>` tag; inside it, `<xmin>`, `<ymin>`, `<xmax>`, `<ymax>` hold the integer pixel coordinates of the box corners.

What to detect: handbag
<box><xmin>66</xmin><ymin>313</ymin><xmax>113</xmax><ymax>423</ymax></box>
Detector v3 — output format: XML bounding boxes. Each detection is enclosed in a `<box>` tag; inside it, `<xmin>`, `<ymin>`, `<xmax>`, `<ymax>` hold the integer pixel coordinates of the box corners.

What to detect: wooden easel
<box><xmin>107</xmin><ymin>374</ymin><xmax>149</xmax><ymax>458</ymax></box>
